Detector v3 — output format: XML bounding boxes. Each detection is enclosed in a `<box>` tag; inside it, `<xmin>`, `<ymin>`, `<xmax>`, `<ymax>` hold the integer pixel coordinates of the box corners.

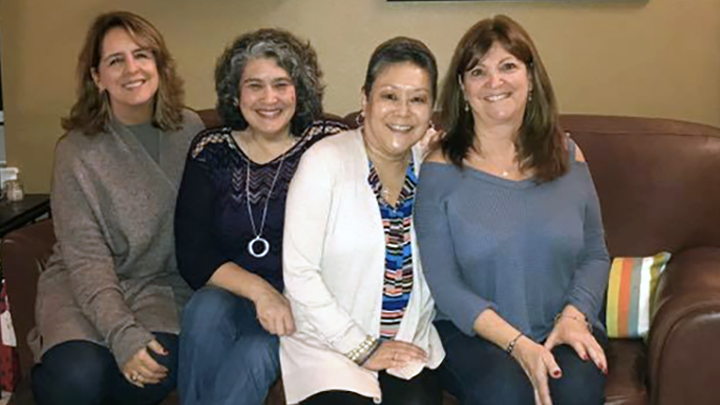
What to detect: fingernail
<box><xmin>581</xmin><ymin>355</ymin><xmax>588</xmax><ymax>361</ymax></box>
<box><xmin>552</xmin><ymin>370</ymin><xmax>561</xmax><ymax>378</ymax></box>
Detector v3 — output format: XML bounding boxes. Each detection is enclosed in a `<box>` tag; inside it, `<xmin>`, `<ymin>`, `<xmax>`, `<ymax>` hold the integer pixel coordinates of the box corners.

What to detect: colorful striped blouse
<box><xmin>367</xmin><ymin>158</ymin><xmax>417</xmax><ymax>339</ymax></box>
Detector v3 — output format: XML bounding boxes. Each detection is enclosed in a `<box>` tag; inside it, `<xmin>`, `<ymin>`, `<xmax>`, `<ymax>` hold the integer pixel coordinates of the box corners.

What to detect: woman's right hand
<box><xmin>253</xmin><ymin>287</ymin><xmax>296</xmax><ymax>336</ymax></box>
<box><xmin>362</xmin><ymin>340</ymin><xmax>427</xmax><ymax>371</ymax></box>
<box><xmin>511</xmin><ymin>336</ymin><xmax>562</xmax><ymax>405</ymax></box>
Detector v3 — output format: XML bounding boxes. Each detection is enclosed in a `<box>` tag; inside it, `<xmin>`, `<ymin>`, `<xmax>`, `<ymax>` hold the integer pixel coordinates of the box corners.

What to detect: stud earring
<box><xmin>464</xmin><ymin>101</ymin><xmax>470</xmax><ymax>112</ymax></box>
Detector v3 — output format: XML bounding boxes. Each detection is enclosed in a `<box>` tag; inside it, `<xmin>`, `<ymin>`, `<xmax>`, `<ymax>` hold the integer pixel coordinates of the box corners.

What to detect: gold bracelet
<box><xmin>554</xmin><ymin>314</ymin><xmax>593</xmax><ymax>332</ymax></box>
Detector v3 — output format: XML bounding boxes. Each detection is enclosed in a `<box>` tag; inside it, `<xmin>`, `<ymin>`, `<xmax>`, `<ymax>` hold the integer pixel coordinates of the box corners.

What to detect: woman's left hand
<box><xmin>543</xmin><ymin>306</ymin><xmax>607</xmax><ymax>374</ymax></box>
<box><xmin>122</xmin><ymin>339</ymin><xmax>169</xmax><ymax>388</ymax></box>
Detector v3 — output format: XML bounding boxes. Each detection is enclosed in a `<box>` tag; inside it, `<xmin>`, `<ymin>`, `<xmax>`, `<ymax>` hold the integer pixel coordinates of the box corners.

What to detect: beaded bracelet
<box><xmin>345</xmin><ymin>335</ymin><xmax>379</xmax><ymax>365</ymax></box>
<box><xmin>505</xmin><ymin>332</ymin><xmax>524</xmax><ymax>356</ymax></box>
<box><xmin>554</xmin><ymin>313</ymin><xmax>593</xmax><ymax>332</ymax></box>
<box><xmin>358</xmin><ymin>338</ymin><xmax>382</xmax><ymax>366</ymax></box>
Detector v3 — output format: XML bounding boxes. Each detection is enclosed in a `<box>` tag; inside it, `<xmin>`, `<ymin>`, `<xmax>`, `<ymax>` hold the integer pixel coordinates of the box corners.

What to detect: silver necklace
<box><xmin>244</xmin><ymin>154</ymin><xmax>286</xmax><ymax>258</ymax></box>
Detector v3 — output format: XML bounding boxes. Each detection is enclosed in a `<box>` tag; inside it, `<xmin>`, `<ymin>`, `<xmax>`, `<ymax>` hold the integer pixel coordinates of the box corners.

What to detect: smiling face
<box><xmin>362</xmin><ymin>62</ymin><xmax>433</xmax><ymax>160</ymax></box>
<box><xmin>91</xmin><ymin>27</ymin><xmax>159</xmax><ymax>124</ymax></box>
<box><xmin>461</xmin><ymin>42</ymin><xmax>531</xmax><ymax>130</ymax></box>
<box><xmin>238</xmin><ymin>57</ymin><xmax>297</xmax><ymax>139</ymax></box>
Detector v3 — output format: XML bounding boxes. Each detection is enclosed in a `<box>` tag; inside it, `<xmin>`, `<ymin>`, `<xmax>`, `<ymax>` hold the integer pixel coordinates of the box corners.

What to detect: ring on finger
<box><xmin>131</xmin><ymin>372</ymin><xmax>140</xmax><ymax>382</ymax></box>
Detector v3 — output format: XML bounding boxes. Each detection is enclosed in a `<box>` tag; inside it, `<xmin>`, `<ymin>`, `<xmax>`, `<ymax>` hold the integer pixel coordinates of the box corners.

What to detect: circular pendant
<box><xmin>248</xmin><ymin>236</ymin><xmax>270</xmax><ymax>258</ymax></box>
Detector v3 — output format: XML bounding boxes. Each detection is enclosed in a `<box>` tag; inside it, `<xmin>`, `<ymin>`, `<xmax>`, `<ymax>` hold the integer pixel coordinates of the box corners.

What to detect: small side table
<box><xmin>0</xmin><ymin>194</ymin><xmax>50</xmax><ymax>239</ymax></box>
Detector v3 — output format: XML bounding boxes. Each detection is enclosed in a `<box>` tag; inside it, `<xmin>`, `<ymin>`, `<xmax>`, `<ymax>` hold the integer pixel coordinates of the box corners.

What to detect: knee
<box><xmin>461</xmin><ymin>370</ymin><xmax>534</xmax><ymax>405</ymax></box>
<box><xmin>182</xmin><ymin>287</ymin><xmax>238</xmax><ymax>336</ymax></box>
<box><xmin>33</xmin><ymin>342</ymin><xmax>113</xmax><ymax>403</ymax></box>
<box><xmin>152</xmin><ymin>333</ymin><xmax>179</xmax><ymax>374</ymax></box>
<box><xmin>550</xmin><ymin>370</ymin><xmax>605</xmax><ymax>405</ymax></box>
<box><xmin>241</xmin><ymin>333</ymin><xmax>279</xmax><ymax>374</ymax></box>
<box><xmin>550</xmin><ymin>346</ymin><xmax>605</xmax><ymax>405</ymax></box>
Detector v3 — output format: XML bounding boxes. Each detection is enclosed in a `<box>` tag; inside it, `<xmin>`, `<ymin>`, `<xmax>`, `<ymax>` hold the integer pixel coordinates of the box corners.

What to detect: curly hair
<box><xmin>214</xmin><ymin>28</ymin><xmax>324</xmax><ymax>136</ymax></box>
<box><xmin>438</xmin><ymin>15</ymin><xmax>568</xmax><ymax>182</ymax></box>
<box><xmin>62</xmin><ymin>11</ymin><xmax>185</xmax><ymax>135</ymax></box>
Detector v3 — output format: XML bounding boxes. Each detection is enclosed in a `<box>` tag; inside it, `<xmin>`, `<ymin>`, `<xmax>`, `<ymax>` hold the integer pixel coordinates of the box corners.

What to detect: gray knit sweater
<box><xmin>414</xmin><ymin>154</ymin><xmax>610</xmax><ymax>341</ymax></box>
<box><xmin>31</xmin><ymin>109</ymin><xmax>204</xmax><ymax>367</ymax></box>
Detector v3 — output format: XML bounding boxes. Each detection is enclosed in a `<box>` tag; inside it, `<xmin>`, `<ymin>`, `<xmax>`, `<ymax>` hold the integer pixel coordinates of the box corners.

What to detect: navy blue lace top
<box><xmin>175</xmin><ymin>120</ymin><xmax>347</xmax><ymax>291</ymax></box>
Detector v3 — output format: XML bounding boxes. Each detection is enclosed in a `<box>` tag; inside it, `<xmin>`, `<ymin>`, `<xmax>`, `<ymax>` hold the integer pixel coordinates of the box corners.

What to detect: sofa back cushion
<box><xmin>202</xmin><ymin>107</ymin><xmax>720</xmax><ymax>257</ymax></box>
<box><xmin>562</xmin><ymin>115</ymin><xmax>720</xmax><ymax>256</ymax></box>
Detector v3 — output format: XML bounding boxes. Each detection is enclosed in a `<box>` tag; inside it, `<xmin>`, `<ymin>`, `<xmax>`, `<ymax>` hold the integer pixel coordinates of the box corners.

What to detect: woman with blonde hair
<box><xmin>30</xmin><ymin>11</ymin><xmax>203</xmax><ymax>405</ymax></box>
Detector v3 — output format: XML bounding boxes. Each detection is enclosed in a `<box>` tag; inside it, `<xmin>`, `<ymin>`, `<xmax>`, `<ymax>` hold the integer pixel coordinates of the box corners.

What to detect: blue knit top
<box><xmin>414</xmin><ymin>149</ymin><xmax>610</xmax><ymax>341</ymax></box>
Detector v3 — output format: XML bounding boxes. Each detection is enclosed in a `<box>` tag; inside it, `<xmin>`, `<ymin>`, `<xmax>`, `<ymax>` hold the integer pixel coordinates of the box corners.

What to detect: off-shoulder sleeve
<box><xmin>565</xmin><ymin>163</ymin><xmax>610</xmax><ymax>324</ymax></box>
<box><xmin>414</xmin><ymin>163</ymin><xmax>498</xmax><ymax>336</ymax></box>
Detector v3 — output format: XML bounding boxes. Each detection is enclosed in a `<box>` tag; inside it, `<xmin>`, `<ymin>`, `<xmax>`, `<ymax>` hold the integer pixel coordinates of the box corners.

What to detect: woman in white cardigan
<box><xmin>281</xmin><ymin>37</ymin><xmax>445</xmax><ymax>405</ymax></box>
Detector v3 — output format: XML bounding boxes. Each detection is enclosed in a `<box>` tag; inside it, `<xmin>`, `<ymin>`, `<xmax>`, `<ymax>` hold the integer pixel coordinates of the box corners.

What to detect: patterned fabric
<box><xmin>606</xmin><ymin>252</ymin><xmax>672</xmax><ymax>338</ymax></box>
<box><xmin>177</xmin><ymin>119</ymin><xmax>347</xmax><ymax>291</ymax></box>
<box><xmin>368</xmin><ymin>158</ymin><xmax>417</xmax><ymax>339</ymax></box>
<box><xmin>0</xmin><ymin>280</ymin><xmax>20</xmax><ymax>392</ymax></box>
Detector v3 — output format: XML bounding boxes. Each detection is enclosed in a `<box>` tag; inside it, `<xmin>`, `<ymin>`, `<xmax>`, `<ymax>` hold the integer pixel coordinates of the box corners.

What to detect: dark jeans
<box><xmin>32</xmin><ymin>332</ymin><xmax>178</xmax><ymax>405</ymax></box>
<box><xmin>435</xmin><ymin>320</ymin><xmax>607</xmax><ymax>405</ymax></box>
<box><xmin>301</xmin><ymin>368</ymin><xmax>442</xmax><ymax>405</ymax></box>
<box><xmin>178</xmin><ymin>286</ymin><xmax>279</xmax><ymax>405</ymax></box>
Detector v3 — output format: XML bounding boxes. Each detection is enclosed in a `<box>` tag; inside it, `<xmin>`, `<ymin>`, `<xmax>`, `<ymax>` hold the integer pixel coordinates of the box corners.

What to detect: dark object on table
<box><xmin>0</xmin><ymin>195</ymin><xmax>49</xmax><ymax>239</ymax></box>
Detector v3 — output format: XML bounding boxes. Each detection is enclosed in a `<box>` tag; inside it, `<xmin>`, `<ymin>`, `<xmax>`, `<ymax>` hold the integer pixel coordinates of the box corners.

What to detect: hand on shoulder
<box><xmin>568</xmin><ymin>136</ymin><xmax>586</xmax><ymax>162</ymax></box>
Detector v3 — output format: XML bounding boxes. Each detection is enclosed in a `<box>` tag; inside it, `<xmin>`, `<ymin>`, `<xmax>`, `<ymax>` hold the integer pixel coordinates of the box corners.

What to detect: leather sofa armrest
<box><xmin>1</xmin><ymin>219</ymin><xmax>55</xmax><ymax>379</ymax></box>
<box><xmin>647</xmin><ymin>247</ymin><xmax>720</xmax><ymax>405</ymax></box>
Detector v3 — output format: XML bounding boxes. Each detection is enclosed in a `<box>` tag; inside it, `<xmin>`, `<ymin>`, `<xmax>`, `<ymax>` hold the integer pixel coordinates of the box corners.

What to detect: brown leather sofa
<box><xmin>3</xmin><ymin>112</ymin><xmax>720</xmax><ymax>405</ymax></box>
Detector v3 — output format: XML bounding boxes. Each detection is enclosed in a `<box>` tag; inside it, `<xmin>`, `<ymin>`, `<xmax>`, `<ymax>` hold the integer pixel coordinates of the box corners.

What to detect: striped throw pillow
<box><xmin>606</xmin><ymin>252</ymin><xmax>672</xmax><ymax>338</ymax></box>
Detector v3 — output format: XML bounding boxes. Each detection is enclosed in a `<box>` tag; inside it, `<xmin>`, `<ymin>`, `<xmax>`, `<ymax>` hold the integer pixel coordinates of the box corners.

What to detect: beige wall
<box><xmin>1</xmin><ymin>0</ymin><xmax>719</xmax><ymax>192</ymax></box>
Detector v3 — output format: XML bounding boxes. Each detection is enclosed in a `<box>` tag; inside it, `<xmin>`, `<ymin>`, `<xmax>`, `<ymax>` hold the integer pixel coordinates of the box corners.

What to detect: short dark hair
<box><xmin>215</xmin><ymin>28</ymin><xmax>324</xmax><ymax>136</ymax></box>
<box><xmin>438</xmin><ymin>15</ymin><xmax>568</xmax><ymax>182</ymax></box>
<box><xmin>62</xmin><ymin>11</ymin><xmax>185</xmax><ymax>135</ymax></box>
<box><xmin>362</xmin><ymin>37</ymin><xmax>438</xmax><ymax>102</ymax></box>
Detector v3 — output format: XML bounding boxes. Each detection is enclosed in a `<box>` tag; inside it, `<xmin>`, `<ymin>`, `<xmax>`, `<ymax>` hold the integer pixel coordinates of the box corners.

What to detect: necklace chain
<box><xmin>244</xmin><ymin>153</ymin><xmax>286</xmax><ymax>258</ymax></box>
<box><xmin>476</xmin><ymin>152</ymin><xmax>516</xmax><ymax>178</ymax></box>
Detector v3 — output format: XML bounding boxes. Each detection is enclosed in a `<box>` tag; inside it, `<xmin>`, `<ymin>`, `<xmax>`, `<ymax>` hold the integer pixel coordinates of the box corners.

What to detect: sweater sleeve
<box><xmin>565</xmin><ymin>164</ymin><xmax>611</xmax><ymax>324</ymax></box>
<box><xmin>174</xmin><ymin>141</ymin><xmax>229</xmax><ymax>290</ymax></box>
<box><xmin>414</xmin><ymin>164</ymin><xmax>498</xmax><ymax>336</ymax></box>
<box><xmin>51</xmin><ymin>138</ymin><xmax>154</xmax><ymax>368</ymax></box>
<box><xmin>282</xmin><ymin>144</ymin><xmax>368</xmax><ymax>354</ymax></box>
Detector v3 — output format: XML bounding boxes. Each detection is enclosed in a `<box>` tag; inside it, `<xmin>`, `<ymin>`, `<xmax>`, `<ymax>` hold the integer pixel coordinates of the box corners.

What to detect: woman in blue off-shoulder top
<box><xmin>415</xmin><ymin>15</ymin><xmax>610</xmax><ymax>405</ymax></box>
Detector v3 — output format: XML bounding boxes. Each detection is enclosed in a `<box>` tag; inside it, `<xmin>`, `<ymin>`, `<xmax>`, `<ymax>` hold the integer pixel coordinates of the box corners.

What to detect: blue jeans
<box><xmin>178</xmin><ymin>286</ymin><xmax>279</xmax><ymax>405</ymax></box>
<box><xmin>32</xmin><ymin>332</ymin><xmax>178</xmax><ymax>405</ymax></box>
<box><xmin>435</xmin><ymin>321</ymin><xmax>607</xmax><ymax>405</ymax></box>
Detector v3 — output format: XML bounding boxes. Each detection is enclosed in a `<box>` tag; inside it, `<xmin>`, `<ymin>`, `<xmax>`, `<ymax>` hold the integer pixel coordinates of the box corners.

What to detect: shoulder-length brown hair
<box><xmin>62</xmin><ymin>11</ymin><xmax>185</xmax><ymax>135</ymax></box>
<box><xmin>438</xmin><ymin>15</ymin><xmax>568</xmax><ymax>182</ymax></box>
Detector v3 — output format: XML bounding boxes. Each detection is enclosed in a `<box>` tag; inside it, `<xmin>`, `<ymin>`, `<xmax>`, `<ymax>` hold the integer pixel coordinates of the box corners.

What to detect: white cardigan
<box><xmin>281</xmin><ymin>129</ymin><xmax>445</xmax><ymax>404</ymax></box>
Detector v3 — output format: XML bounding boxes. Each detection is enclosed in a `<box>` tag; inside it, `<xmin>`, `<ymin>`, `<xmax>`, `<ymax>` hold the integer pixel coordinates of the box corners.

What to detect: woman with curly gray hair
<box><xmin>174</xmin><ymin>29</ymin><xmax>346</xmax><ymax>405</ymax></box>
